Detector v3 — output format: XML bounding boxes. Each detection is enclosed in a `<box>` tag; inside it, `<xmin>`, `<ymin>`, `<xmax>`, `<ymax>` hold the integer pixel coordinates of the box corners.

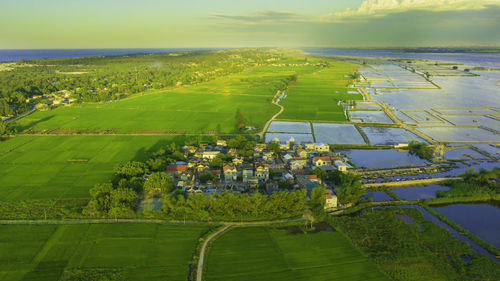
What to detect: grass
<box><xmin>12</xmin><ymin>65</ymin><xmax>322</xmax><ymax>134</ymax></box>
<box><xmin>204</xmin><ymin>225</ymin><xmax>388</xmax><ymax>281</ymax></box>
<box><xmin>279</xmin><ymin>62</ymin><xmax>363</xmax><ymax>121</ymax></box>
<box><xmin>0</xmin><ymin>223</ymin><xmax>212</xmax><ymax>281</ymax></box>
<box><xmin>0</xmin><ymin>135</ymin><xmax>177</xmax><ymax>201</ymax></box>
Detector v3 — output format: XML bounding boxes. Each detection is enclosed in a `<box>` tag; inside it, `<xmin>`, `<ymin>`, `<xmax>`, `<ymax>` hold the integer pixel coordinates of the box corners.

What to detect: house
<box><xmin>305</xmin><ymin>142</ymin><xmax>315</xmax><ymax>151</ymax></box>
<box><xmin>223</xmin><ymin>165</ymin><xmax>237</xmax><ymax>182</ymax></box>
<box><xmin>228</xmin><ymin>148</ymin><xmax>238</xmax><ymax>157</ymax></box>
<box><xmin>254</xmin><ymin>143</ymin><xmax>266</xmax><ymax>152</ymax></box>
<box><xmin>184</xmin><ymin>146</ymin><xmax>197</xmax><ymax>154</ymax></box>
<box><xmin>313</xmin><ymin>156</ymin><xmax>332</xmax><ymax>167</ymax></box>
<box><xmin>278</xmin><ymin>142</ymin><xmax>289</xmax><ymax>150</ymax></box>
<box><xmin>306</xmin><ymin>174</ymin><xmax>318</xmax><ymax>183</ymax></box>
<box><xmin>210</xmin><ymin>169</ymin><xmax>222</xmax><ymax>179</ymax></box>
<box><xmin>315</xmin><ymin>143</ymin><xmax>330</xmax><ymax>152</ymax></box>
<box><xmin>242</xmin><ymin>167</ymin><xmax>254</xmax><ymax>183</ymax></box>
<box><xmin>283</xmin><ymin>154</ymin><xmax>293</xmax><ymax>162</ymax></box>
<box><xmin>202</xmin><ymin>151</ymin><xmax>220</xmax><ymax>159</ymax></box>
<box><xmin>197</xmin><ymin>163</ymin><xmax>208</xmax><ymax>172</ymax></box>
<box><xmin>334</xmin><ymin>160</ymin><xmax>348</xmax><ymax>172</ymax></box>
<box><xmin>166</xmin><ymin>164</ymin><xmax>187</xmax><ymax>177</ymax></box>
<box><xmin>232</xmin><ymin>157</ymin><xmax>244</xmax><ymax>165</ymax></box>
<box><xmin>216</xmin><ymin>140</ymin><xmax>227</xmax><ymax>147</ymax></box>
<box><xmin>290</xmin><ymin>159</ymin><xmax>307</xmax><ymax>170</ymax></box>
<box><xmin>255</xmin><ymin>164</ymin><xmax>269</xmax><ymax>181</ymax></box>
<box><xmin>263</xmin><ymin>152</ymin><xmax>274</xmax><ymax>161</ymax></box>
<box><xmin>325</xmin><ymin>190</ymin><xmax>338</xmax><ymax>209</ymax></box>
<box><xmin>297</xmin><ymin>149</ymin><xmax>308</xmax><ymax>158</ymax></box>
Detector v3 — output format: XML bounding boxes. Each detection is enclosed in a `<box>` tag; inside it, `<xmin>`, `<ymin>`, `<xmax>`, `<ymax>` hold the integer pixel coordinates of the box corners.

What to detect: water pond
<box><xmin>432</xmin><ymin>203</ymin><xmax>500</xmax><ymax>249</ymax></box>
<box><xmin>338</xmin><ymin>148</ymin><xmax>428</xmax><ymax>169</ymax></box>
<box><xmin>392</xmin><ymin>184</ymin><xmax>449</xmax><ymax>200</ymax></box>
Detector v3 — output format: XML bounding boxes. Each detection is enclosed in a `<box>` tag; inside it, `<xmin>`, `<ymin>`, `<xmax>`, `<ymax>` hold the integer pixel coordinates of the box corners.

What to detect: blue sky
<box><xmin>0</xmin><ymin>0</ymin><xmax>498</xmax><ymax>48</ymax></box>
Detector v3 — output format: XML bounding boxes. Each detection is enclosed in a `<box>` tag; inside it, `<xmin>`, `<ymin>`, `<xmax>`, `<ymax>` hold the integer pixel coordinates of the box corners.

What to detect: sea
<box><xmin>0</xmin><ymin>48</ymin><xmax>217</xmax><ymax>62</ymax></box>
<box><xmin>2</xmin><ymin>48</ymin><xmax>500</xmax><ymax>68</ymax></box>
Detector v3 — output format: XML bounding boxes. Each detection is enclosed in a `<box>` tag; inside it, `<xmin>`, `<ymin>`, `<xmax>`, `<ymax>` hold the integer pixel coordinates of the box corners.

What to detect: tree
<box><xmin>84</xmin><ymin>183</ymin><xmax>114</xmax><ymax>216</ymax></box>
<box><xmin>211</xmin><ymin>157</ymin><xmax>224</xmax><ymax>168</ymax></box>
<box><xmin>114</xmin><ymin>161</ymin><xmax>148</xmax><ymax>178</ymax></box>
<box><xmin>147</xmin><ymin>158</ymin><xmax>166</xmax><ymax>171</ymax></box>
<box><xmin>0</xmin><ymin>121</ymin><xmax>15</xmax><ymax>136</ymax></box>
<box><xmin>408</xmin><ymin>140</ymin><xmax>433</xmax><ymax>161</ymax></box>
<box><xmin>199</xmin><ymin>172</ymin><xmax>216</xmax><ymax>184</ymax></box>
<box><xmin>310</xmin><ymin>187</ymin><xmax>327</xmax><ymax>220</ymax></box>
<box><xmin>143</xmin><ymin>172</ymin><xmax>173</xmax><ymax>196</ymax></box>
<box><xmin>312</xmin><ymin>168</ymin><xmax>327</xmax><ymax>180</ymax></box>
<box><xmin>267</xmin><ymin>142</ymin><xmax>280</xmax><ymax>154</ymax></box>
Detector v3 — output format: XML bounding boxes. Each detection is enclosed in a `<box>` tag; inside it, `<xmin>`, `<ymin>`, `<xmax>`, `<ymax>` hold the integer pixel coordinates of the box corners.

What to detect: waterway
<box><xmin>432</xmin><ymin>203</ymin><xmax>500</xmax><ymax>249</ymax></box>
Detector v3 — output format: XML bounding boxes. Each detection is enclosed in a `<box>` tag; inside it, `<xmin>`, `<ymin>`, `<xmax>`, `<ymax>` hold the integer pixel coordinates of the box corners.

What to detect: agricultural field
<box><xmin>0</xmin><ymin>135</ymin><xmax>176</xmax><ymax>201</ymax></box>
<box><xmin>204</xmin><ymin>225</ymin><xmax>388</xmax><ymax>281</ymax></box>
<box><xmin>12</xmin><ymin>64</ymin><xmax>324</xmax><ymax>135</ymax></box>
<box><xmin>279</xmin><ymin>61</ymin><xmax>363</xmax><ymax>121</ymax></box>
<box><xmin>0</xmin><ymin>223</ymin><xmax>212</xmax><ymax>281</ymax></box>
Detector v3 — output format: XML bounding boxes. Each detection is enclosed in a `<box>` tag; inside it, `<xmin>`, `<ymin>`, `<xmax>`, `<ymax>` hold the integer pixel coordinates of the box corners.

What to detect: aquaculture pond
<box><xmin>392</xmin><ymin>184</ymin><xmax>449</xmax><ymax>200</ymax></box>
<box><xmin>338</xmin><ymin>148</ymin><xmax>428</xmax><ymax>169</ymax></box>
<box><xmin>432</xmin><ymin>203</ymin><xmax>500</xmax><ymax>249</ymax></box>
<box><xmin>364</xmin><ymin>191</ymin><xmax>393</xmax><ymax>202</ymax></box>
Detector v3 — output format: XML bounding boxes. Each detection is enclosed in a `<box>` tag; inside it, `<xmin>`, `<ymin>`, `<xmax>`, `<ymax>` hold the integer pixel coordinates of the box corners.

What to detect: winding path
<box><xmin>259</xmin><ymin>90</ymin><xmax>285</xmax><ymax>138</ymax></box>
<box><xmin>196</xmin><ymin>224</ymin><xmax>231</xmax><ymax>281</ymax></box>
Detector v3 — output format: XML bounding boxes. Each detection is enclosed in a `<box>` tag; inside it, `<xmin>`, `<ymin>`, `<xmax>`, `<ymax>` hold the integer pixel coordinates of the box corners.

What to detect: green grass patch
<box><xmin>204</xmin><ymin>225</ymin><xmax>388</xmax><ymax>281</ymax></box>
<box><xmin>0</xmin><ymin>223</ymin><xmax>212</xmax><ymax>281</ymax></box>
<box><xmin>0</xmin><ymin>135</ymin><xmax>179</xmax><ymax>201</ymax></box>
<box><xmin>280</xmin><ymin>62</ymin><xmax>362</xmax><ymax>121</ymax></box>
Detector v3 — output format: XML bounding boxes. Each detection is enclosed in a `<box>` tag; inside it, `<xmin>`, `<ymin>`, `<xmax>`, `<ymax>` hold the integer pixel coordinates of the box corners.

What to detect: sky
<box><xmin>0</xmin><ymin>0</ymin><xmax>499</xmax><ymax>48</ymax></box>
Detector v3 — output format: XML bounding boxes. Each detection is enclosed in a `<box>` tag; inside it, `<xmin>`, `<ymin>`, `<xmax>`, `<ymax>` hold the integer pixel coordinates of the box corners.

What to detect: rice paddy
<box><xmin>0</xmin><ymin>223</ymin><xmax>212</xmax><ymax>281</ymax></box>
<box><xmin>204</xmin><ymin>225</ymin><xmax>388</xmax><ymax>281</ymax></box>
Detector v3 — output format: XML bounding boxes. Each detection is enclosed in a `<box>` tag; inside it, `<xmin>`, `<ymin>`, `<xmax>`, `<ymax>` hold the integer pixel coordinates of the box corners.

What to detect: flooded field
<box><xmin>392</xmin><ymin>184</ymin><xmax>449</xmax><ymax>200</ymax></box>
<box><xmin>444</xmin><ymin>148</ymin><xmax>489</xmax><ymax>160</ymax></box>
<box><xmin>267</xmin><ymin>121</ymin><xmax>311</xmax><ymax>133</ymax></box>
<box><xmin>364</xmin><ymin>191</ymin><xmax>392</xmax><ymax>202</ymax></box>
<box><xmin>472</xmin><ymin>143</ymin><xmax>500</xmax><ymax>157</ymax></box>
<box><xmin>417</xmin><ymin>126</ymin><xmax>500</xmax><ymax>142</ymax></box>
<box><xmin>338</xmin><ymin>148</ymin><xmax>427</xmax><ymax>169</ymax></box>
<box><xmin>441</xmin><ymin>115</ymin><xmax>499</xmax><ymax>131</ymax></box>
<box><xmin>313</xmin><ymin>123</ymin><xmax>365</xmax><ymax>144</ymax></box>
<box><xmin>349</xmin><ymin>110</ymin><xmax>393</xmax><ymax>123</ymax></box>
<box><xmin>432</xmin><ymin>203</ymin><xmax>500</xmax><ymax>249</ymax></box>
<box><xmin>360</xmin><ymin>126</ymin><xmax>425</xmax><ymax>145</ymax></box>
<box><xmin>265</xmin><ymin>132</ymin><xmax>314</xmax><ymax>143</ymax></box>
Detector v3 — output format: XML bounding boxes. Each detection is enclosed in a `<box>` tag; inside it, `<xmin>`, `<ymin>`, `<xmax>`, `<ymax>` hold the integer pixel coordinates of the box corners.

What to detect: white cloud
<box><xmin>324</xmin><ymin>0</ymin><xmax>500</xmax><ymax>21</ymax></box>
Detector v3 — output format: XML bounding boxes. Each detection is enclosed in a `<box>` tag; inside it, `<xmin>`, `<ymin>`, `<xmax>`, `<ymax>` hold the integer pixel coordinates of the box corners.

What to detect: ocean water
<box><xmin>0</xmin><ymin>48</ymin><xmax>216</xmax><ymax>61</ymax></box>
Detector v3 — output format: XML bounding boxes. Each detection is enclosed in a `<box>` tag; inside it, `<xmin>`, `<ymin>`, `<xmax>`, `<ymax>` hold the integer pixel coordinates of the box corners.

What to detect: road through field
<box><xmin>259</xmin><ymin>89</ymin><xmax>285</xmax><ymax>138</ymax></box>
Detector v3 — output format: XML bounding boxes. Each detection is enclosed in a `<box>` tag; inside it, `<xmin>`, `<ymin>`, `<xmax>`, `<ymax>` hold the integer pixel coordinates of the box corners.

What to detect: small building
<box><xmin>255</xmin><ymin>164</ymin><xmax>269</xmax><ymax>181</ymax></box>
<box><xmin>202</xmin><ymin>151</ymin><xmax>220</xmax><ymax>159</ymax></box>
<box><xmin>315</xmin><ymin>143</ymin><xmax>330</xmax><ymax>152</ymax></box>
<box><xmin>325</xmin><ymin>190</ymin><xmax>338</xmax><ymax>209</ymax></box>
<box><xmin>297</xmin><ymin>149</ymin><xmax>308</xmax><ymax>158</ymax></box>
<box><xmin>242</xmin><ymin>167</ymin><xmax>254</xmax><ymax>183</ymax></box>
<box><xmin>166</xmin><ymin>164</ymin><xmax>188</xmax><ymax>177</ymax></box>
<box><xmin>290</xmin><ymin>159</ymin><xmax>308</xmax><ymax>170</ymax></box>
<box><xmin>313</xmin><ymin>156</ymin><xmax>332</xmax><ymax>167</ymax></box>
<box><xmin>216</xmin><ymin>140</ymin><xmax>227</xmax><ymax>147</ymax></box>
<box><xmin>223</xmin><ymin>165</ymin><xmax>237</xmax><ymax>182</ymax></box>
<box><xmin>334</xmin><ymin>160</ymin><xmax>348</xmax><ymax>172</ymax></box>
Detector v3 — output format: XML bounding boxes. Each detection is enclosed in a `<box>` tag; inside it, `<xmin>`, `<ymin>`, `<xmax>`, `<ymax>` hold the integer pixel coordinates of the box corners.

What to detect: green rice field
<box><xmin>0</xmin><ymin>135</ymin><xmax>175</xmax><ymax>201</ymax></box>
<box><xmin>279</xmin><ymin>62</ymin><xmax>363</xmax><ymax>121</ymax></box>
<box><xmin>204</xmin><ymin>225</ymin><xmax>388</xmax><ymax>281</ymax></box>
<box><xmin>0</xmin><ymin>223</ymin><xmax>212</xmax><ymax>281</ymax></box>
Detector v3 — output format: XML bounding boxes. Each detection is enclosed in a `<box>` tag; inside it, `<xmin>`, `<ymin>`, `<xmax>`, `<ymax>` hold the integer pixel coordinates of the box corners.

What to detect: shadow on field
<box><xmin>282</xmin><ymin>221</ymin><xmax>336</xmax><ymax>234</ymax></box>
<box><xmin>15</xmin><ymin>115</ymin><xmax>55</xmax><ymax>132</ymax></box>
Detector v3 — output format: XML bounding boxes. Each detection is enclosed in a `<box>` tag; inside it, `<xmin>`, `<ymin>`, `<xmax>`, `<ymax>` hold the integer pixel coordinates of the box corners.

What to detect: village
<box><xmin>165</xmin><ymin>137</ymin><xmax>347</xmax><ymax>209</ymax></box>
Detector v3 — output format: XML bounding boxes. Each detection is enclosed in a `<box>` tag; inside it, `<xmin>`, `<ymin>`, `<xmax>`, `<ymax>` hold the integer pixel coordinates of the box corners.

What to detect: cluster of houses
<box><xmin>166</xmin><ymin>137</ymin><xmax>348</xmax><ymax>209</ymax></box>
<box><xmin>28</xmin><ymin>90</ymin><xmax>76</xmax><ymax>110</ymax></box>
